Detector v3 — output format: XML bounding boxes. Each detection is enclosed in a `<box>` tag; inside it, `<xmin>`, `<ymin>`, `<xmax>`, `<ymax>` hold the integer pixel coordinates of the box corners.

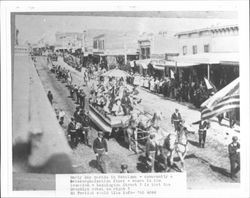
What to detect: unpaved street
<box><xmin>35</xmin><ymin>56</ymin><xmax>240</xmax><ymax>189</ymax></box>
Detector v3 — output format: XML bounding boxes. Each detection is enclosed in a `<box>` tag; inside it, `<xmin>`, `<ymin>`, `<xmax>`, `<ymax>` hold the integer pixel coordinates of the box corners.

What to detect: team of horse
<box><xmin>123</xmin><ymin>111</ymin><xmax>193</xmax><ymax>172</ymax></box>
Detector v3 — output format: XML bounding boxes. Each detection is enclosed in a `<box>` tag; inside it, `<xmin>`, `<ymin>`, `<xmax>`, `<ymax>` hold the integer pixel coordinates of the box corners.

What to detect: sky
<box><xmin>15</xmin><ymin>13</ymin><xmax>238</xmax><ymax>45</ymax></box>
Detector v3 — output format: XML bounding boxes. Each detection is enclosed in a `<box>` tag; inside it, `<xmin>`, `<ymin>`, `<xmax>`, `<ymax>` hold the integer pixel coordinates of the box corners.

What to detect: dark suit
<box><xmin>93</xmin><ymin>137</ymin><xmax>108</xmax><ymax>154</ymax></box>
<box><xmin>67</xmin><ymin>121</ymin><xmax>77</xmax><ymax>147</ymax></box>
<box><xmin>171</xmin><ymin>112</ymin><xmax>182</xmax><ymax>132</ymax></box>
<box><xmin>145</xmin><ymin>139</ymin><xmax>157</xmax><ymax>172</ymax></box>
<box><xmin>198</xmin><ymin>121</ymin><xmax>209</xmax><ymax>148</ymax></box>
<box><xmin>228</xmin><ymin>142</ymin><xmax>240</xmax><ymax>177</ymax></box>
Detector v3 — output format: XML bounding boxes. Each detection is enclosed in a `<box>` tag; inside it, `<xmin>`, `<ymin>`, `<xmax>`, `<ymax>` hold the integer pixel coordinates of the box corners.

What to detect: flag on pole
<box><xmin>170</xmin><ymin>69</ymin><xmax>175</xmax><ymax>79</ymax></box>
<box><xmin>201</xmin><ymin>78</ymin><xmax>239</xmax><ymax>120</ymax></box>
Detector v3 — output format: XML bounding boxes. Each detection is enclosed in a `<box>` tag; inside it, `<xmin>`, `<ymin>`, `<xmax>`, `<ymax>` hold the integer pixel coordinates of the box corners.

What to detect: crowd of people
<box><xmin>43</xmin><ymin>51</ymin><xmax>240</xmax><ymax>177</ymax></box>
<box><xmin>127</xmin><ymin>73</ymin><xmax>211</xmax><ymax>108</ymax></box>
<box><xmin>89</xmin><ymin>76</ymin><xmax>141</xmax><ymax>118</ymax></box>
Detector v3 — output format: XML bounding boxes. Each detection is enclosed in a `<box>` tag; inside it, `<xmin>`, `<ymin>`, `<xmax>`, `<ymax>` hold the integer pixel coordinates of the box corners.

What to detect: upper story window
<box><xmin>93</xmin><ymin>40</ymin><xmax>98</xmax><ymax>49</ymax></box>
<box><xmin>192</xmin><ymin>45</ymin><xmax>197</xmax><ymax>54</ymax></box>
<box><xmin>183</xmin><ymin>46</ymin><xmax>187</xmax><ymax>55</ymax></box>
<box><xmin>204</xmin><ymin>44</ymin><xmax>210</xmax><ymax>53</ymax></box>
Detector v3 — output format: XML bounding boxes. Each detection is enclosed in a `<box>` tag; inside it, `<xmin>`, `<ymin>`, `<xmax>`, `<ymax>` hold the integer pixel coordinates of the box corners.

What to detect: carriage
<box><xmin>88</xmin><ymin>103</ymin><xmax>164</xmax><ymax>147</ymax></box>
<box><xmin>89</xmin><ymin>104</ymin><xmax>131</xmax><ymax>135</ymax></box>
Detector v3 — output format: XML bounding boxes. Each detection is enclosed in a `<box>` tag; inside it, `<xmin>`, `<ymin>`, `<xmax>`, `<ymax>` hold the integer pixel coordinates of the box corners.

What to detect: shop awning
<box><xmin>135</xmin><ymin>59</ymin><xmax>152</xmax><ymax>69</ymax></box>
<box><xmin>135</xmin><ymin>59</ymin><xmax>172</xmax><ymax>69</ymax></box>
<box><xmin>153</xmin><ymin>65</ymin><xmax>165</xmax><ymax>70</ymax></box>
<box><xmin>105</xmin><ymin>48</ymin><xmax>137</xmax><ymax>56</ymax></box>
<box><xmin>172</xmin><ymin>52</ymin><xmax>239</xmax><ymax>67</ymax></box>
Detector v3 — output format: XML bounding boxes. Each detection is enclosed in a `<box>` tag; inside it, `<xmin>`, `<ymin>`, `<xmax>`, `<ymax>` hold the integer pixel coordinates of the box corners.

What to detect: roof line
<box><xmin>175</xmin><ymin>24</ymin><xmax>238</xmax><ymax>36</ymax></box>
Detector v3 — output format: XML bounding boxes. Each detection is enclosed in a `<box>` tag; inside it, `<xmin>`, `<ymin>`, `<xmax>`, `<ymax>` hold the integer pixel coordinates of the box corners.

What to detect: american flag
<box><xmin>201</xmin><ymin>78</ymin><xmax>239</xmax><ymax>120</ymax></box>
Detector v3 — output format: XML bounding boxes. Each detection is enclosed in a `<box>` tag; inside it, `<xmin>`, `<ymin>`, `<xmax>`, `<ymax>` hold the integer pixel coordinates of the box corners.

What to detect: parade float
<box><xmin>88</xmin><ymin>68</ymin><xmax>135</xmax><ymax>134</ymax></box>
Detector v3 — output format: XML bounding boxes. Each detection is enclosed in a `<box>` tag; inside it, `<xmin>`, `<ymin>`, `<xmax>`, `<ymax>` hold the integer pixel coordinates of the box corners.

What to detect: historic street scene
<box><xmin>12</xmin><ymin>11</ymin><xmax>240</xmax><ymax>190</ymax></box>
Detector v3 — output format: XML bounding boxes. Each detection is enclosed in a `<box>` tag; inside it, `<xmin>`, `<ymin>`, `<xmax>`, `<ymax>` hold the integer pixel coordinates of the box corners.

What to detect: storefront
<box><xmin>172</xmin><ymin>52</ymin><xmax>239</xmax><ymax>89</ymax></box>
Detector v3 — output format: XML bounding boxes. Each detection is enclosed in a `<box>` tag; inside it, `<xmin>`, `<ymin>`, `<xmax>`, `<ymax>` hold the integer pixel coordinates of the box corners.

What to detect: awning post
<box><xmin>207</xmin><ymin>64</ymin><xmax>210</xmax><ymax>81</ymax></box>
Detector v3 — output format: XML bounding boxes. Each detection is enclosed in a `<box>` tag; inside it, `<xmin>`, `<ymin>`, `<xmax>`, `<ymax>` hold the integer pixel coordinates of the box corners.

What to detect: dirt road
<box><xmin>35</xmin><ymin>56</ymin><xmax>239</xmax><ymax>189</ymax></box>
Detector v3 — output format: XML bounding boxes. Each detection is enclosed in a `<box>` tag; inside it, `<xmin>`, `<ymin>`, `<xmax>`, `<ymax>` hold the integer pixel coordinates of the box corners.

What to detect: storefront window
<box><xmin>204</xmin><ymin>44</ymin><xmax>209</xmax><ymax>53</ymax></box>
<box><xmin>183</xmin><ymin>46</ymin><xmax>187</xmax><ymax>55</ymax></box>
<box><xmin>192</xmin><ymin>45</ymin><xmax>197</xmax><ymax>54</ymax></box>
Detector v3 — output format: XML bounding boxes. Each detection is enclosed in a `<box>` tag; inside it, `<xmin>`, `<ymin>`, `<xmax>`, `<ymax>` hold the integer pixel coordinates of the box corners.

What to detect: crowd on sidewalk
<box><xmin>127</xmin><ymin>73</ymin><xmax>212</xmax><ymax>108</ymax></box>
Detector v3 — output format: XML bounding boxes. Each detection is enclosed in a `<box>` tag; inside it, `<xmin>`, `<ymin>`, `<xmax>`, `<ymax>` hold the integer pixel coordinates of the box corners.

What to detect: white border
<box><xmin>1</xmin><ymin>1</ymin><xmax>249</xmax><ymax>198</ymax></box>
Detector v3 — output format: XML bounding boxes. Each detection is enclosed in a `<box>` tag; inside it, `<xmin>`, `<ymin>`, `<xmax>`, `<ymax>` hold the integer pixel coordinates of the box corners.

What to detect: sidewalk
<box><xmin>13</xmin><ymin>55</ymin><xmax>72</xmax><ymax>175</ymax></box>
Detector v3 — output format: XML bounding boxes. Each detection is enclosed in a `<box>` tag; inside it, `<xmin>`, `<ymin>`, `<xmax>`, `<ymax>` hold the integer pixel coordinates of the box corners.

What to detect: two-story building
<box><xmin>173</xmin><ymin>24</ymin><xmax>239</xmax><ymax>89</ymax></box>
<box><xmin>138</xmin><ymin>31</ymin><xmax>179</xmax><ymax>60</ymax></box>
<box><xmin>136</xmin><ymin>32</ymin><xmax>179</xmax><ymax>78</ymax></box>
<box><xmin>93</xmin><ymin>31</ymin><xmax>139</xmax><ymax>68</ymax></box>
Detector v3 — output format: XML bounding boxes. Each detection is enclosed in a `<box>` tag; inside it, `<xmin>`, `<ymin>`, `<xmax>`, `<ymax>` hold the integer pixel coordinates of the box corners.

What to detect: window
<box><xmin>182</xmin><ymin>46</ymin><xmax>187</xmax><ymax>55</ymax></box>
<box><xmin>204</xmin><ymin>44</ymin><xmax>210</xmax><ymax>53</ymax></box>
<box><xmin>192</xmin><ymin>45</ymin><xmax>197</xmax><ymax>54</ymax></box>
<box><xmin>93</xmin><ymin>40</ymin><xmax>97</xmax><ymax>49</ymax></box>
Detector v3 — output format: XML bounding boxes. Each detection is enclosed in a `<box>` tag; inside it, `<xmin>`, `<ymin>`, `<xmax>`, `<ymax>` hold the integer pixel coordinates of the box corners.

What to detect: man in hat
<box><xmin>171</xmin><ymin>108</ymin><xmax>182</xmax><ymax>132</ymax></box>
<box><xmin>47</xmin><ymin>90</ymin><xmax>53</xmax><ymax>104</ymax></box>
<box><xmin>145</xmin><ymin>133</ymin><xmax>157</xmax><ymax>173</ymax></box>
<box><xmin>73</xmin><ymin>107</ymin><xmax>81</xmax><ymax>123</ymax></box>
<box><xmin>228</xmin><ymin>136</ymin><xmax>240</xmax><ymax>179</ymax></box>
<box><xmin>73</xmin><ymin>84</ymin><xmax>78</xmax><ymax>101</ymax></box>
<box><xmin>93</xmin><ymin>131</ymin><xmax>108</xmax><ymax>164</ymax></box>
<box><xmin>67</xmin><ymin>117</ymin><xmax>77</xmax><ymax>148</ymax></box>
<box><xmin>81</xmin><ymin>110</ymin><xmax>91</xmax><ymax>146</ymax></box>
<box><xmin>120</xmin><ymin>164</ymin><xmax>129</xmax><ymax>173</ymax></box>
<box><xmin>79</xmin><ymin>89</ymin><xmax>86</xmax><ymax>109</ymax></box>
<box><xmin>198</xmin><ymin>120</ymin><xmax>209</xmax><ymax>148</ymax></box>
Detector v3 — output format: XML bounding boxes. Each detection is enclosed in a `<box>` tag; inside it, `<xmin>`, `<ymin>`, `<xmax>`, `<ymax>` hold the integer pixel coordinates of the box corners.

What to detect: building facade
<box><xmin>176</xmin><ymin>24</ymin><xmax>239</xmax><ymax>56</ymax></box>
<box><xmin>138</xmin><ymin>32</ymin><xmax>179</xmax><ymax>60</ymax></box>
<box><xmin>55</xmin><ymin>32</ymin><xmax>83</xmax><ymax>50</ymax></box>
<box><xmin>93</xmin><ymin>31</ymin><xmax>139</xmax><ymax>67</ymax></box>
<box><xmin>174</xmin><ymin>24</ymin><xmax>239</xmax><ymax>89</ymax></box>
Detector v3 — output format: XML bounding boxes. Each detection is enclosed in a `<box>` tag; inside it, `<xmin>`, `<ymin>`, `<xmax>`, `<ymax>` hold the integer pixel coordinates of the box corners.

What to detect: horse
<box><xmin>137</xmin><ymin>111</ymin><xmax>162</xmax><ymax>132</ymax></box>
<box><xmin>161</xmin><ymin>127</ymin><xmax>191</xmax><ymax>172</ymax></box>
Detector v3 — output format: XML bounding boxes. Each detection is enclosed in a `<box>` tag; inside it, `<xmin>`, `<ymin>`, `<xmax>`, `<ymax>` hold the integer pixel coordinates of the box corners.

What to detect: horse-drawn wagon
<box><xmin>89</xmin><ymin>104</ymin><xmax>131</xmax><ymax>134</ymax></box>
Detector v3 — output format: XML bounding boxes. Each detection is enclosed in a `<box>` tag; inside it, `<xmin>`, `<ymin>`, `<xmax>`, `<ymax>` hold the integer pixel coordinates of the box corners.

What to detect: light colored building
<box><xmin>93</xmin><ymin>30</ymin><xmax>139</xmax><ymax>65</ymax></box>
<box><xmin>138</xmin><ymin>32</ymin><xmax>179</xmax><ymax>60</ymax></box>
<box><xmin>173</xmin><ymin>24</ymin><xmax>239</xmax><ymax>88</ymax></box>
<box><xmin>175</xmin><ymin>24</ymin><xmax>238</xmax><ymax>56</ymax></box>
<box><xmin>55</xmin><ymin>32</ymin><xmax>83</xmax><ymax>50</ymax></box>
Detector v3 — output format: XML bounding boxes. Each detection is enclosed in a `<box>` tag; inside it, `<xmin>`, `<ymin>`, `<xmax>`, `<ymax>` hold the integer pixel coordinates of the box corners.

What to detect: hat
<box><xmin>121</xmin><ymin>164</ymin><xmax>128</xmax><ymax>170</ymax></box>
<box><xmin>232</xmin><ymin>136</ymin><xmax>238</xmax><ymax>141</ymax></box>
<box><xmin>149</xmin><ymin>133</ymin><xmax>156</xmax><ymax>139</ymax></box>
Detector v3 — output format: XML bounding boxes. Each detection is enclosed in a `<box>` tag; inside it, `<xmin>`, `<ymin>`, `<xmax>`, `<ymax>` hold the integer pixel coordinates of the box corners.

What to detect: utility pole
<box><xmin>124</xmin><ymin>33</ymin><xmax>127</xmax><ymax>65</ymax></box>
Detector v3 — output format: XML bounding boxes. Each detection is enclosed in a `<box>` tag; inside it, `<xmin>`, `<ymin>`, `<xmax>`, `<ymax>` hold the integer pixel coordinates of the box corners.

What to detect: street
<box><xmin>34</xmin><ymin>56</ymin><xmax>240</xmax><ymax>189</ymax></box>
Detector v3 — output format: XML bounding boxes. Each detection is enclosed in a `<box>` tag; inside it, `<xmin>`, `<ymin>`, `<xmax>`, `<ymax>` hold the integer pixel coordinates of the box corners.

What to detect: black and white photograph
<box><xmin>1</xmin><ymin>1</ymin><xmax>250</xmax><ymax>197</ymax></box>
